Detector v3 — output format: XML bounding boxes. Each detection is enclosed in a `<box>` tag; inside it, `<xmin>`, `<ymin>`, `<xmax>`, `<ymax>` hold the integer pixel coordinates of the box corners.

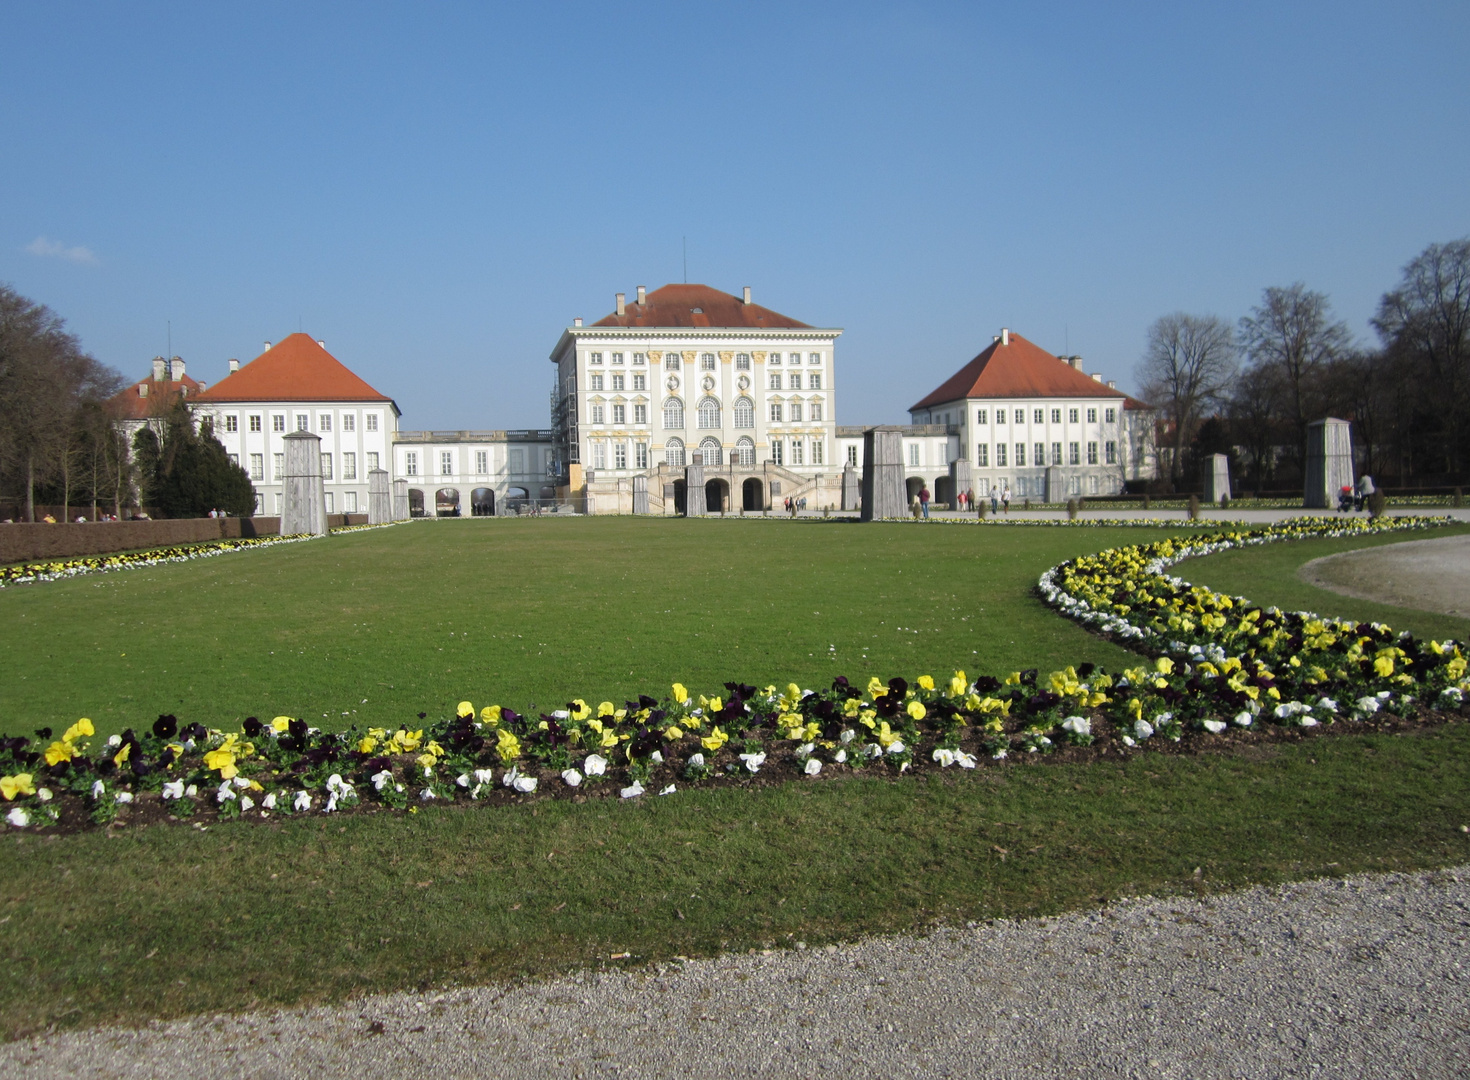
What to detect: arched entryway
<box><xmin>505</xmin><ymin>486</ymin><xmax>529</xmax><ymax>514</ymax></box>
<box><xmin>470</xmin><ymin>487</ymin><xmax>495</xmax><ymax>516</ymax></box>
<box><xmin>705</xmin><ymin>478</ymin><xmax>729</xmax><ymax>513</ymax></box>
<box><xmin>435</xmin><ymin>487</ymin><xmax>461</xmax><ymax>517</ymax></box>
<box><xmin>741</xmin><ymin>477</ymin><xmax>765</xmax><ymax>511</ymax></box>
<box><xmin>935</xmin><ymin>476</ymin><xmax>954</xmax><ymax>506</ymax></box>
<box><xmin>408</xmin><ymin>488</ymin><xmax>426</xmax><ymax>517</ymax></box>
<box><xmin>905</xmin><ymin>476</ymin><xmax>924</xmax><ymax>503</ymax></box>
<box><xmin>673</xmin><ymin>479</ymin><xmax>687</xmax><ymax>515</ymax></box>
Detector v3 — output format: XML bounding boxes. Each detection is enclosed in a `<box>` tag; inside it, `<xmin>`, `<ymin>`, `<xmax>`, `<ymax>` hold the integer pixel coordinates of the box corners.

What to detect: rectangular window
<box><xmin>592</xmin><ymin>404</ymin><xmax>604</xmax><ymax>423</ymax></box>
<box><xmin>1105</xmin><ymin>441</ymin><xmax>1117</xmax><ymax>465</ymax></box>
<box><xmin>273</xmin><ymin>492</ymin><xmax>282</xmax><ymax>514</ymax></box>
<box><xmin>996</xmin><ymin>442</ymin><xmax>1007</xmax><ymax>467</ymax></box>
<box><xmin>612</xmin><ymin>352</ymin><xmax>624</xmax><ymax>365</ymax></box>
<box><xmin>1051</xmin><ymin>409</ymin><xmax>1061</xmax><ymax>424</ymax></box>
<box><xmin>633</xmin><ymin>352</ymin><xmax>645</xmax><ymax>366</ymax></box>
<box><xmin>343</xmin><ymin>452</ymin><xmax>357</xmax><ymax>479</ymax></box>
<box><xmin>769</xmin><ymin>351</ymin><xmax>781</xmax><ymax>365</ymax></box>
<box><xmin>977</xmin><ymin>443</ymin><xmax>989</xmax><ymax>467</ymax></box>
<box><xmin>996</xmin><ymin>409</ymin><xmax>1006</xmax><ymax>424</ymax></box>
<box><xmin>614</xmin><ymin>442</ymin><xmax>627</xmax><ymax>468</ymax></box>
<box><xmin>809</xmin><ymin>372</ymin><xmax>821</xmax><ymax>389</ymax></box>
<box><xmin>809</xmin><ymin>352</ymin><xmax>820</xmax><ymax>365</ymax></box>
<box><xmin>1068</xmin><ymin>442</ymin><xmax>1080</xmax><ymax>465</ymax></box>
<box><xmin>366</xmin><ymin>414</ymin><xmax>378</xmax><ymax>432</ymax></box>
<box><xmin>324</xmin><ymin>492</ymin><xmax>334</xmax><ymax>513</ymax></box>
<box><xmin>296</xmin><ymin>414</ymin><xmax>309</xmax><ymax>431</ymax></box>
<box><xmin>769</xmin><ymin>372</ymin><xmax>781</xmax><ymax>390</ymax></box>
<box><xmin>1015</xmin><ymin>443</ymin><xmax>1026</xmax><ymax>466</ymax></box>
<box><xmin>792</xmin><ymin>438</ymin><xmax>804</xmax><ymax>466</ymax></box>
<box><xmin>612</xmin><ymin>373</ymin><xmax>624</xmax><ymax>391</ymax></box>
<box><xmin>1086</xmin><ymin>408</ymin><xmax>1097</xmax><ymax>423</ymax></box>
<box><xmin>1034</xmin><ymin>408</ymin><xmax>1043</xmax><ymax>424</ymax></box>
<box><xmin>977</xmin><ymin>409</ymin><xmax>988</xmax><ymax>425</ymax></box>
<box><xmin>344</xmin><ymin>491</ymin><xmax>357</xmax><ymax>513</ymax></box>
<box><xmin>475</xmin><ymin>450</ymin><xmax>488</xmax><ymax>473</ymax></box>
<box><xmin>633</xmin><ymin>373</ymin><xmax>646</xmax><ymax>391</ymax></box>
<box><xmin>249</xmin><ymin>453</ymin><xmax>264</xmax><ymax>480</ymax></box>
<box><xmin>1068</xmin><ymin>408</ymin><xmax>1079</xmax><ymax>423</ymax></box>
<box><xmin>511</xmin><ymin>448</ymin><xmax>525</xmax><ymax>473</ymax></box>
<box><xmin>772</xmin><ymin>439</ymin><xmax>784</xmax><ymax>466</ymax></box>
<box><xmin>789</xmin><ymin>372</ymin><xmax>801</xmax><ymax>389</ymax></box>
<box><xmin>321</xmin><ymin>453</ymin><xmax>334</xmax><ymax>479</ymax></box>
<box><xmin>636</xmin><ymin>442</ymin><xmax>648</xmax><ymax>469</ymax></box>
<box><xmin>367</xmin><ymin>452</ymin><xmax>379</xmax><ymax>471</ymax></box>
<box><xmin>634</xmin><ymin>403</ymin><xmax>647</xmax><ymax>424</ymax></box>
<box><xmin>790</xmin><ymin>403</ymin><xmax>802</xmax><ymax>422</ymax></box>
<box><xmin>847</xmin><ymin>445</ymin><xmax>858</xmax><ymax>467</ymax></box>
<box><xmin>249</xmin><ymin>414</ymin><xmax>262</xmax><ymax>432</ymax></box>
<box><xmin>589</xmin><ymin>352</ymin><xmax>603</xmax><ymax>365</ymax></box>
<box><xmin>613</xmin><ymin>404</ymin><xmax>626</xmax><ymax>424</ymax></box>
<box><xmin>273</xmin><ymin>414</ymin><xmax>285</xmax><ymax>432</ymax></box>
<box><xmin>273</xmin><ymin>453</ymin><xmax>284</xmax><ymax>479</ymax></box>
<box><xmin>1105</xmin><ymin>407</ymin><xmax>1116</xmax><ymax>423</ymax></box>
<box><xmin>769</xmin><ymin>403</ymin><xmax>783</xmax><ymax>423</ymax></box>
<box><xmin>320</xmin><ymin>414</ymin><xmax>332</xmax><ymax>432</ymax></box>
<box><xmin>810</xmin><ymin>402</ymin><xmax>823</xmax><ymax>422</ymax></box>
<box><xmin>908</xmin><ymin>443</ymin><xmax>920</xmax><ymax>466</ymax></box>
<box><xmin>224</xmin><ymin>415</ymin><xmax>238</xmax><ymax>432</ymax></box>
<box><xmin>254</xmin><ymin>493</ymin><xmax>264</xmax><ymax>514</ymax></box>
<box><xmin>343</xmin><ymin>414</ymin><xmax>355</xmax><ymax>432</ymax></box>
<box><xmin>406</xmin><ymin>452</ymin><xmax>418</xmax><ymax>476</ymax></box>
<box><xmin>736</xmin><ymin>353</ymin><xmax>751</xmax><ymax>370</ymax></box>
<box><xmin>439</xmin><ymin>451</ymin><xmax>452</xmax><ymax>475</ymax></box>
<box><xmin>1087</xmin><ymin>441</ymin><xmax>1098</xmax><ymax>464</ymax></box>
<box><xmin>664</xmin><ymin>353</ymin><xmax>680</xmax><ymax>371</ymax></box>
<box><xmin>590</xmin><ymin>373</ymin><xmax>604</xmax><ymax>391</ymax></box>
<box><xmin>812</xmin><ymin>439</ymin><xmax>824</xmax><ymax>464</ymax></box>
<box><xmin>1051</xmin><ymin>442</ymin><xmax>1062</xmax><ymax>465</ymax></box>
<box><xmin>593</xmin><ymin>442</ymin><xmax>606</xmax><ymax>469</ymax></box>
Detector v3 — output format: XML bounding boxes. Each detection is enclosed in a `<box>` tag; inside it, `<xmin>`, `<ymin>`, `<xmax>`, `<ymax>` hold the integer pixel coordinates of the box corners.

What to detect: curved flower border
<box><xmin>0</xmin><ymin>514</ymin><xmax>1463</xmax><ymax>830</ymax></box>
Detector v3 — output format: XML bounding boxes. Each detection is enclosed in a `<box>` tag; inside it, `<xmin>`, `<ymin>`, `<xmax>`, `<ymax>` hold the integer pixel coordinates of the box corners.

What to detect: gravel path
<box><xmin>6</xmin><ymin>866</ymin><xmax>1468</xmax><ymax>1079</ymax></box>
<box><xmin>1300</xmin><ymin>533</ymin><xmax>1470</xmax><ymax>618</ymax></box>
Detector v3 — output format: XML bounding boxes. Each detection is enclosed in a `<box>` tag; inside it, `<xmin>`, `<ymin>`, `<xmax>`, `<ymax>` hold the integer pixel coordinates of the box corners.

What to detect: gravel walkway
<box><xmin>1300</xmin><ymin>533</ymin><xmax>1470</xmax><ymax>618</ymax></box>
<box><xmin>5</xmin><ymin>866</ymin><xmax>1468</xmax><ymax>1079</ymax></box>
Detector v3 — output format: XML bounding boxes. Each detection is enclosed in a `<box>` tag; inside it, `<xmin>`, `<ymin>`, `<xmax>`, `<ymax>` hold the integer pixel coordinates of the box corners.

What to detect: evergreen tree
<box><xmin>133</xmin><ymin>399</ymin><xmax>255</xmax><ymax>517</ymax></box>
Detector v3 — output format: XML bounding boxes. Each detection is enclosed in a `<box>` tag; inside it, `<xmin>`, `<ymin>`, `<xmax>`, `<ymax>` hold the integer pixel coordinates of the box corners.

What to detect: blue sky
<box><xmin>3</xmin><ymin>1</ymin><xmax>1467</xmax><ymax>428</ymax></box>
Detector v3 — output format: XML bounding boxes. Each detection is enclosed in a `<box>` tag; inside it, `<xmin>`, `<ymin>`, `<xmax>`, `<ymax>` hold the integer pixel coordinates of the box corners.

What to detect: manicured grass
<box><xmin>0</xmin><ymin>518</ymin><xmax>1177</xmax><ymax>738</ymax></box>
<box><xmin>1181</xmin><ymin>522</ymin><xmax>1470</xmax><ymax>643</ymax></box>
<box><xmin>1</xmin><ymin>721</ymin><xmax>1466</xmax><ymax>1037</ymax></box>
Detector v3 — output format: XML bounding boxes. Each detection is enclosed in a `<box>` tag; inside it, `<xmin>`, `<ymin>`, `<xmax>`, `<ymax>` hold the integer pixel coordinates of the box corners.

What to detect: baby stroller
<box><xmin>1337</xmin><ymin>486</ymin><xmax>1354</xmax><ymax>513</ymax></box>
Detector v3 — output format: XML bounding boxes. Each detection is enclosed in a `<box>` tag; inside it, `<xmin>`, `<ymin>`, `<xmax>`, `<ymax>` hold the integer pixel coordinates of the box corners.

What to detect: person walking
<box><xmin>967</xmin><ymin>488</ymin><xmax>977</xmax><ymax>516</ymax></box>
<box><xmin>919</xmin><ymin>484</ymin><xmax>931</xmax><ymax>518</ymax></box>
<box><xmin>1001</xmin><ymin>482</ymin><xmax>1011</xmax><ymax>515</ymax></box>
<box><xmin>957</xmin><ymin>490</ymin><xmax>967</xmax><ymax>512</ymax></box>
<box><xmin>1354</xmin><ymin>473</ymin><xmax>1375</xmax><ymax>512</ymax></box>
<box><xmin>989</xmin><ymin>484</ymin><xmax>999</xmax><ymax>513</ymax></box>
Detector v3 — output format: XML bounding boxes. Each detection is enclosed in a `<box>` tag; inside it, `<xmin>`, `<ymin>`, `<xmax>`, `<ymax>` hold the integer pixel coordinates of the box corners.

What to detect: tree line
<box><xmin>0</xmin><ymin>284</ymin><xmax>254</xmax><ymax>520</ymax></box>
<box><xmin>1135</xmin><ymin>238</ymin><xmax>1470</xmax><ymax>492</ymax></box>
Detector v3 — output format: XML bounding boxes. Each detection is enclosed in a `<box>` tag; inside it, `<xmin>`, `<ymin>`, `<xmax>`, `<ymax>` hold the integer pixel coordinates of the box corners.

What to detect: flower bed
<box><xmin>0</xmin><ymin>515</ymin><xmax>1463</xmax><ymax>831</ymax></box>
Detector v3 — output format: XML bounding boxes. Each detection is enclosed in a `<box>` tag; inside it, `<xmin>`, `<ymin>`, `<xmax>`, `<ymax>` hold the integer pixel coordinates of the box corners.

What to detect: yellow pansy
<box><xmin>906</xmin><ymin>700</ymin><xmax>926</xmax><ymax>720</ymax></box>
<box><xmin>43</xmin><ymin>741</ymin><xmax>74</xmax><ymax>766</ymax></box>
<box><xmin>62</xmin><ymin>718</ymin><xmax>94</xmax><ymax>742</ymax></box>
<box><xmin>203</xmin><ymin>747</ymin><xmax>238</xmax><ymax>779</ymax></box>
<box><xmin>597</xmin><ymin>701</ymin><xmax>615</xmax><ymax>717</ymax></box>
<box><xmin>948</xmin><ymin>672</ymin><xmax>968</xmax><ymax>697</ymax></box>
<box><xmin>587</xmin><ymin>717</ymin><xmax>604</xmax><ymax>734</ymax></box>
<box><xmin>481</xmin><ymin>705</ymin><xmax>502</xmax><ymax>724</ymax></box>
<box><xmin>1155</xmin><ymin>657</ymin><xmax>1174</xmax><ymax>675</ymax></box>
<box><xmin>867</xmin><ymin>676</ymin><xmax>887</xmax><ymax>697</ymax></box>
<box><xmin>663</xmin><ymin>725</ymin><xmax>684</xmax><ymax>741</ymax></box>
<box><xmin>917</xmin><ymin>675</ymin><xmax>935</xmax><ymax>691</ymax></box>
<box><xmin>701</xmin><ymin>726</ymin><xmax>729</xmax><ymax>752</ymax></box>
<box><xmin>600</xmin><ymin>729</ymin><xmax>620</xmax><ymax>748</ymax></box>
<box><xmin>495</xmin><ymin>728</ymin><xmax>521</xmax><ymax>762</ymax></box>
<box><xmin>113</xmin><ymin>742</ymin><xmax>131</xmax><ymax>767</ymax></box>
<box><xmin>391</xmin><ymin>729</ymin><xmax>424</xmax><ymax>753</ymax></box>
<box><xmin>0</xmin><ymin>774</ymin><xmax>35</xmax><ymax>801</ymax></box>
<box><xmin>672</xmin><ymin>683</ymin><xmax>689</xmax><ymax>704</ymax></box>
<box><xmin>1373</xmin><ymin>654</ymin><xmax>1395</xmax><ymax>677</ymax></box>
<box><xmin>271</xmin><ymin>716</ymin><xmax>292</xmax><ymax>733</ymax></box>
<box><xmin>570</xmin><ymin>699</ymin><xmax>590</xmax><ymax>721</ymax></box>
<box><xmin>358</xmin><ymin>734</ymin><xmax>379</xmax><ymax>754</ymax></box>
<box><xmin>456</xmin><ymin>701</ymin><xmax>475</xmax><ymax>719</ymax></box>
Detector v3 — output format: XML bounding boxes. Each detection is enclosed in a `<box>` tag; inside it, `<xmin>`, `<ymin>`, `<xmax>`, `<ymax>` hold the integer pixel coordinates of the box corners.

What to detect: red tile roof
<box><xmin>195</xmin><ymin>334</ymin><xmax>394</xmax><ymax>404</ymax></box>
<box><xmin>591</xmin><ymin>284</ymin><xmax>813</xmax><ymax>329</ymax></box>
<box><xmin>108</xmin><ymin>372</ymin><xmax>205</xmax><ymax>420</ymax></box>
<box><xmin>911</xmin><ymin>332</ymin><xmax>1136</xmax><ymax>411</ymax></box>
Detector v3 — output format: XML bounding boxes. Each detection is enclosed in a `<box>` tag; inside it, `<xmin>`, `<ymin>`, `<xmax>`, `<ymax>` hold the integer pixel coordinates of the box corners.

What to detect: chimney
<box><xmin>1073</xmin><ymin>356</ymin><xmax>1084</xmax><ymax>370</ymax></box>
<box><xmin>152</xmin><ymin>357</ymin><xmax>166</xmax><ymax>381</ymax></box>
<box><xmin>228</xmin><ymin>358</ymin><xmax>240</xmax><ymax>373</ymax></box>
<box><xmin>742</xmin><ymin>286</ymin><xmax>751</xmax><ymax>305</ymax></box>
<box><xmin>170</xmin><ymin>356</ymin><xmax>185</xmax><ymax>381</ymax></box>
<box><xmin>993</xmin><ymin>335</ymin><xmax>1001</xmax><ymax>344</ymax></box>
<box><xmin>317</xmin><ymin>340</ymin><xmax>326</xmax><ymax>349</ymax></box>
<box><xmin>573</xmin><ymin>317</ymin><xmax>583</xmax><ymax>327</ymax></box>
<box><xmin>198</xmin><ymin>381</ymin><xmax>207</xmax><ymax>393</ymax></box>
<box><xmin>1107</xmin><ymin>380</ymin><xmax>1117</xmax><ymax>389</ymax></box>
<box><xmin>1091</xmin><ymin>372</ymin><xmax>1103</xmax><ymax>382</ymax></box>
<box><xmin>138</xmin><ymin>382</ymin><xmax>149</xmax><ymax>398</ymax></box>
<box><xmin>263</xmin><ymin>341</ymin><xmax>272</xmax><ymax>352</ymax></box>
<box><xmin>616</xmin><ymin>292</ymin><xmax>626</xmax><ymax>316</ymax></box>
<box><xmin>636</xmin><ymin>285</ymin><xmax>646</xmax><ymax>305</ymax></box>
<box><xmin>1000</xmin><ymin>328</ymin><xmax>1010</xmax><ymax>346</ymax></box>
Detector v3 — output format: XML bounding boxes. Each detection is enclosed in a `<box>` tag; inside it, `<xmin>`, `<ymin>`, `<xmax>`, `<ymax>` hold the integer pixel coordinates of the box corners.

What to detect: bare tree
<box><xmin>1134</xmin><ymin>313</ymin><xmax>1237</xmax><ymax>485</ymax></box>
<box><xmin>1373</xmin><ymin>239</ymin><xmax>1470</xmax><ymax>475</ymax></box>
<box><xmin>1238</xmin><ymin>284</ymin><xmax>1352</xmax><ymax>471</ymax></box>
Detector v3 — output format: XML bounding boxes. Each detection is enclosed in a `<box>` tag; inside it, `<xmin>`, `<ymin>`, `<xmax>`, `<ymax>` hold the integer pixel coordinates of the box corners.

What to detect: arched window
<box><xmin>699</xmin><ymin>437</ymin><xmax>723</xmax><ymax>466</ymax></box>
<box><xmin>733</xmin><ymin>396</ymin><xmax>755</xmax><ymax>428</ymax></box>
<box><xmin>700</xmin><ymin>353</ymin><xmax>716</xmax><ymax>371</ymax></box>
<box><xmin>665</xmin><ymin>438</ymin><xmax>685</xmax><ymax>468</ymax></box>
<box><xmin>664</xmin><ymin>353</ymin><xmax>681</xmax><ymax>371</ymax></box>
<box><xmin>736</xmin><ymin>436</ymin><xmax>755</xmax><ymax>466</ymax></box>
<box><xmin>697</xmin><ymin>397</ymin><xmax>721</xmax><ymax>429</ymax></box>
<box><xmin>735</xmin><ymin>353</ymin><xmax>751</xmax><ymax>370</ymax></box>
<box><xmin>663</xmin><ymin>397</ymin><xmax>684</xmax><ymax>429</ymax></box>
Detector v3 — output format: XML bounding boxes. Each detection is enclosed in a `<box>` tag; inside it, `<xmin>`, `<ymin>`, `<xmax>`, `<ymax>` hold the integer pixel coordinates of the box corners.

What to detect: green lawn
<box><xmin>3</xmin><ymin>516</ymin><xmax>1469</xmax><ymax>1038</ymax></box>
<box><xmin>0</xmin><ymin>518</ymin><xmax>1173</xmax><ymax>739</ymax></box>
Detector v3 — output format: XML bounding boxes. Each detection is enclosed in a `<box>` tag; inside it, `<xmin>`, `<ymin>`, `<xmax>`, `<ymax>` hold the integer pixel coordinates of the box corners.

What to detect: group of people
<box><xmin>783</xmin><ymin>496</ymin><xmax>807</xmax><ymax>516</ymax></box>
<box><xmin>1338</xmin><ymin>474</ymin><xmax>1376</xmax><ymax>512</ymax></box>
<box><xmin>916</xmin><ymin>483</ymin><xmax>1010</xmax><ymax>518</ymax></box>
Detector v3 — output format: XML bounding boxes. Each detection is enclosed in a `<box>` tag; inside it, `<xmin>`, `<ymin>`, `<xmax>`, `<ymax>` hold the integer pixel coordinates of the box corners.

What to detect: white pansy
<box><xmin>796</xmin><ymin>743</ymin><xmax>815</xmax><ymax>759</ymax></box>
<box><xmin>185</xmin><ymin>784</ymin><xmax>198</xmax><ymax>798</ymax></box>
<box><xmin>240</xmin><ymin>795</ymin><xmax>255</xmax><ymax>811</ymax></box>
<box><xmin>686</xmin><ymin>752</ymin><xmax>706</xmax><ymax>769</ymax></box>
<box><xmin>35</xmin><ymin>788</ymin><xmax>51</xmax><ymax>802</ymax></box>
<box><xmin>502</xmin><ymin>767</ymin><xmax>521</xmax><ymax>788</ymax></box>
<box><xmin>551</xmin><ymin>709</ymin><xmax>570</xmax><ymax>720</ymax></box>
<box><xmin>91</xmin><ymin>780</ymin><xmax>105</xmax><ymax>799</ymax></box>
<box><xmin>739</xmin><ymin>751</ymin><xmax>767</xmax><ymax>773</ymax></box>
<box><xmin>954</xmin><ymin>750</ymin><xmax>978</xmax><ymax>769</ymax></box>
<box><xmin>1202</xmin><ymin>719</ymin><xmax>1227</xmax><ymax>734</ymax></box>
<box><xmin>562</xmin><ymin>769</ymin><xmax>583</xmax><ymax>788</ymax></box>
<box><xmin>1121</xmin><ymin>735</ymin><xmax>1136</xmax><ymax>747</ymax></box>
<box><xmin>115</xmin><ymin>791</ymin><xmax>134</xmax><ymax>804</ymax></box>
<box><xmin>1061</xmin><ymin>716</ymin><xmax>1091</xmax><ymax>737</ymax></box>
<box><xmin>512</xmin><ymin>774</ymin><xmax>537</xmax><ymax>794</ymax></box>
<box><xmin>620</xmin><ymin>780</ymin><xmax>644</xmax><ymax>799</ymax></box>
<box><xmin>474</xmin><ymin>768</ymin><xmax>495</xmax><ymax>785</ymax></box>
<box><xmin>650</xmin><ymin>750</ymin><xmax>664</xmax><ymax>765</ymax></box>
<box><xmin>216</xmin><ymin>784</ymin><xmax>236</xmax><ymax>804</ymax></box>
<box><xmin>6</xmin><ymin>808</ymin><xmax>30</xmax><ymax>828</ymax></box>
<box><xmin>1355</xmin><ymin>696</ymin><xmax>1381</xmax><ymax>715</ymax></box>
<box><xmin>1317</xmin><ymin>697</ymin><xmax>1339</xmax><ymax>712</ymax></box>
<box><xmin>584</xmin><ymin>754</ymin><xmax>608</xmax><ymax>776</ymax></box>
<box><xmin>161</xmin><ymin>780</ymin><xmax>185</xmax><ymax>800</ymax></box>
<box><xmin>262</xmin><ymin>792</ymin><xmax>278</xmax><ymax>810</ymax></box>
<box><xmin>1233</xmin><ymin>711</ymin><xmax>1253</xmax><ymax>727</ymax></box>
<box><xmin>1133</xmin><ymin>719</ymin><xmax>1154</xmax><ymax>741</ymax></box>
<box><xmin>233</xmin><ymin>775</ymin><xmax>252</xmax><ymax>790</ymax></box>
<box><xmin>839</xmin><ymin>729</ymin><xmax>856</xmax><ymax>745</ymax></box>
<box><xmin>107</xmin><ymin>735</ymin><xmax>122</xmax><ymax>748</ymax></box>
<box><xmin>1440</xmin><ymin>687</ymin><xmax>1463</xmax><ymax>706</ymax></box>
<box><xmin>658</xmin><ymin>784</ymin><xmax>677</xmax><ymax>795</ymax></box>
<box><xmin>419</xmin><ymin>788</ymin><xmax>437</xmax><ymax>801</ymax></box>
<box><xmin>886</xmin><ymin>740</ymin><xmax>907</xmax><ymax>755</ymax></box>
<box><xmin>293</xmin><ymin>790</ymin><xmax>312</xmax><ymax>812</ymax></box>
<box><xmin>804</xmin><ymin>758</ymin><xmax>822</xmax><ymax>776</ymax></box>
<box><xmin>932</xmin><ymin>748</ymin><xmax>956</xmax><ymax>768</ymax></box>
<box><xmin>834</xmin><ymin>748</ymin><xmax>848</xmax><ymax>764</ymax></box>
<box><xmin>371</xmin><ymin>769</ymin><xmax>393</xmax><ymax>792</ymax></box>
<box><xmin>456</xmin><ymin>773</ymin><xmax>470</xmax><ymax>788</ymax></box>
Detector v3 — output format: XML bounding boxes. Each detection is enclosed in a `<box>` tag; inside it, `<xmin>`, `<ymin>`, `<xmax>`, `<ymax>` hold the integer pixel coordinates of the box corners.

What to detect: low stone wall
<box><xmin>0</xmin><ymin>517</ymin><xmax>281</xmax><ymax>566</ymax></box>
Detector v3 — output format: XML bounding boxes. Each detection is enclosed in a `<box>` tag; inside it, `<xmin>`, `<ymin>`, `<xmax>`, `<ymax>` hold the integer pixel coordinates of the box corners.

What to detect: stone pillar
<box><xmin>1304</xmin><ymin>418</ymin><xmax>1354</xmax><ymax>509</ymax></box>
<box><xmin>392</xmin><ymin>478</ymin><xmax>409</xmax><ymax>521</ymax></box>
<box><xmin>841</xmin><ymin>465</ymin><xmax>861</xmax><ymax>511</ymax></box>
<box><xmin>860</xmin><ymin>427</ymin><xmax>906</xmax><ymax>521</ymax></box>
<box><xmin>632</xmin><ymin>474</ymin><xmax>649</xmax><ymax>515</ymax></box>
<box><xmin>1202</xmin><ymin>454</ymin><xmax>1231</xmax><ymax>504</ymax></box>
<box><xmin>684</xmin><ymin>464</ymin><xmax>706</xmax><ymax>516</ymax></box>
<box><xmin>367</xmin><ymin>469</ymin><xmax>391</xmax><ymax>524</ymax></box>
<box><xmin>281</xmin><ymin>430</ymin><xmax>326</xmax><ymax>536</ymax></box>
<box><xmin>949</xmin><ymin>458</ymin><xmax>972</xmax><ymax>508</ymax></box>
<box><xmin>1043</xmin><ymin>466</ymin><xmax>1062</xmax><ymax>504</ymax></box>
